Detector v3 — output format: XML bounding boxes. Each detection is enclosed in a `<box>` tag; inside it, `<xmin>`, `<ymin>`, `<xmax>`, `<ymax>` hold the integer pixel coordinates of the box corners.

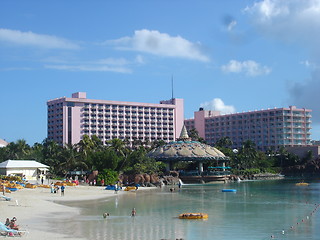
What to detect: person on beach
<box><xmin>5</xmin><ymin>218</ymin><xmax>10</xmax><ymax>226</ymax></box>
<box><xmin>50</xmin><ymin>182</ymin><xmax>54</xmax><ymax>193</ymax></box>
<box><xmin>9</xmin><ymin>219</ymin><xmax>19</xmax><ymax>230</ymax></box>
<box><xmin>131</xmin><ymin>208</ymin><xmax>136</xmax><ymax>217</ymax></box>
<box><xmin>61</xmin><ymin>185</ymin><xmax>65</xmax><ymax>196</ymax></box>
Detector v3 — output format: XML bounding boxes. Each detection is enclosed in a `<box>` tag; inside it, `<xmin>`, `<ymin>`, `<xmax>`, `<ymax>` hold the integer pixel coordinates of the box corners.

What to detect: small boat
<box><xmin>222</xmin><ymin>189</ymin><xmax>237</xmax><ymax>192</ymax></box>
<box><xmin>179</xmin><ymin>213</ymin><xmax>208</xmax><ymax>219</ymax></box>
<box><xmin>295</xmin><ymin>182</ymin><xmax>309</xmax><ymax>186</ymax></box>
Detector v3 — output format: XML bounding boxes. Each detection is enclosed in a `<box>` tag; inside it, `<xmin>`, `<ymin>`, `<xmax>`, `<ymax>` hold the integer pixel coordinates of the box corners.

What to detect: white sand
<box><xmin>0</xmin><ymin>185</ymin><xmax>149</xmax><ymax>239</ymax></box>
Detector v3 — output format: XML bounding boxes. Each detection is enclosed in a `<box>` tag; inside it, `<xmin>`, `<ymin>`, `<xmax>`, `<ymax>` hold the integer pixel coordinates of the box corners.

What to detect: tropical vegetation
<box><xmin>0</xmin><ymin>133</ymin><xmax>311</xmax><ymax>180</ymax></box>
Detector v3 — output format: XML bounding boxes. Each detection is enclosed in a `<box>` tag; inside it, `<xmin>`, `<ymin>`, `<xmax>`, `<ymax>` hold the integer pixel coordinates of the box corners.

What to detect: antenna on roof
<box><xmin>171</xmin><ymin>75</ymin><xmax>174</xmax><ymax>100</ymax></box>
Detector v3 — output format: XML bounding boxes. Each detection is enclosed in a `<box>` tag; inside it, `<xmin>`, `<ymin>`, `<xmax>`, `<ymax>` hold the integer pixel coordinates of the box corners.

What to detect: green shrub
<box><xmin>97</xmin><ymin>169</ymin><xmax>119</xmax><ymax>185</ymax></box>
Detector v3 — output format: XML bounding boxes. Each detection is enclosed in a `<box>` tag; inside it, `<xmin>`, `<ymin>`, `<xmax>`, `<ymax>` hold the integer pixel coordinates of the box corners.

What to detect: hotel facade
<box><xmin>185</xmin><ymin>106</ymin><xmax>312</xmax><ymax>151</ymax></box>
<box><xmin>47</xmin><ymin>92</ymin><xmax>184</xmax><ymax>146</ymax></box>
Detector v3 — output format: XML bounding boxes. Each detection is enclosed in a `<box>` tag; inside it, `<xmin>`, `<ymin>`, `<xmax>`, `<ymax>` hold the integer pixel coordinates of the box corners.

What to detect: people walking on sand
<box><xmin>50</xmin><ymin>182</ymin><xmax>54</xmax><ymax>193</ymax></box>
<box><xmin>55</xmin><ymin>185</ymin><xmax>59</xmax><ymax>194</ymax></box>
<box><xmin>131</xmin><ymin>208</ymin><xmax>136</xmax><ymax>217</ymax></box>
<box><xmin>61</xmin><ymin>185</ymin><xmax>65</xmax><ymax>196</ymax></box>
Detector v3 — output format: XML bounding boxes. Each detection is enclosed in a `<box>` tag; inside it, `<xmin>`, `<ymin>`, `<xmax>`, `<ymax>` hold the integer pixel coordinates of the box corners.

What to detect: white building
<box><xmin>0</xmin><ymin>139</ymin><xmax>8</xmax><ymax>148</ymax></box>
<box><xmin>0</xmin><ymin>160</ymin><xmax>49</xmax><ymax>180</ymax></box>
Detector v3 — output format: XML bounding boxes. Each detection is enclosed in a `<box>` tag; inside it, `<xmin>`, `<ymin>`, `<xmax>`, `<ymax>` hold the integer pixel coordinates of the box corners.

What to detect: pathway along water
<box><xmin>52</xmin><ymin>179</ymin><xmax>320</xmax><ymax>240</ymax></box>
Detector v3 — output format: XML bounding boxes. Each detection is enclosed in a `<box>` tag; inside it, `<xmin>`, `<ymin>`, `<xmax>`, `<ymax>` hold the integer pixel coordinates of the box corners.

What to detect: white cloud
<box><xmin>0</xmin><ymin>67</ymin><xmax>32</xmax><ymax>71</ymax></box>
<box><xmin>95</xmin><ymin>58</ymin><xmax>129</xmax><ymax>66</ymax></box>
<box><xmin>227</xmin><ymin>20</ymin><xmax>237</xmax><ymax>31</ymax></box>
<box><xmin>245</xmin><ymin>0</ymin><xmax>290</xmax><ymax>21</ymax></box>
<box><xmin>107</xmin><ymin>29</ymin><xmax>209</xmax><ymax>62</ymax></box>
<box><xmin>221</xmin><ymin>60</ymin><xmax>271</xmax><ymax>76</ymax></box>
<box><xmin>200</xmin><ymin>98</ymin><xmax>236</xmax><ymax>114</ymax></box>
<box><xmin>44</xmin><ymin>64</ymin><xmax>131</xmax><ymax>73</ymax></box>
<box><xmin>245</xmin><ymin>0</ymin><xmax>320</xmax><ymax>126</ymax></box>
<box><xmin>135</xmin><ymin>55</ymin><xmax>145</xmax><ymax>64</ymax></box>
<box><xmin>245</xmin><ymin>0</ymin><xmax>320</xmax><ymax>46</ymax></box>
<box><xmin>0</xmin><ymin>28</ymin><xmax>79</xmax><ymax>49</ymax></box>
<box><xmin>299</xmin><ymin>60</ymin><xmax>319</xmax><ymax>69</ymax></box>
<box><xmin>44</xmin><ymin>57</ymin><xmax>136</xmax><ymax>73</ymax></box>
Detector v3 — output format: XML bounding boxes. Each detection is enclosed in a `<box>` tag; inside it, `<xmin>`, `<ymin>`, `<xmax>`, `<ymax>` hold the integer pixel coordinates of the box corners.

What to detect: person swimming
<box><xmin>131</xmin><ymin>208</ymin><xmax>136</xmax><ymax>217</ymax></box>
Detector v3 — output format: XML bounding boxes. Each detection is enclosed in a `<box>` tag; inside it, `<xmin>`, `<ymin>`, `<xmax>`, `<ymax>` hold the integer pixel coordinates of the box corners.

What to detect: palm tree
<box><xmin>238</xmin><ymin>140</ymin><xmax>258</xmax><ymax>169</ymax></box>
<box><xmin>150</xmin><ymin>139</ymin><xmax>166</xmax><ymax>150</ymax></box>
<box><xmin>59</xmin><ymin>144</ymin><xmax>88</xmax><ymax>174</ymax></box>
<box><xmin>107</xmin><ymin>138</ymin><xmax>130</xmax><ymax>171</ymax></box>
<box><xmin>77</xmin><ymin>135</ymin><xmax>95</xmax><ymax>159</ymax></box>
<box><xmin>29</xmin><ymin>142</ymin><xmax>44</xmax><ymax>161</ymax></box>
<box><xmin>6</xmin><ymin>139</ymin><xmax>30</xmax><ymax>159</ymax></box>
<box><xmin>41</xmin><ymin>139</ymin><xmax>63</xmax><ymax>175</ymax></box>
<box><xmin>215</xmin><ymin>137</ymin><xmax>233</xmax><ymax>148</ymax></box>
<box><xmin>108</xmin><ymin>138</ymin><xmax>127</xmax><ymax>158</ymax></box>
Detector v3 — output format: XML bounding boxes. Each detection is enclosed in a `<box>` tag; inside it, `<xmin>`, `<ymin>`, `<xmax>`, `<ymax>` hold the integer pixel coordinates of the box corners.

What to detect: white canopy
<box><xmin>0</xmin><ymin>160</ymin><xmax>49</xmax><ymax>169</ymax></box>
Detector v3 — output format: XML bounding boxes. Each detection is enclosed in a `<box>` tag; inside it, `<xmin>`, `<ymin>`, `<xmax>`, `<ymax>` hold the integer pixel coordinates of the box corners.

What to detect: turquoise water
<box><xmin>57</xmin><ymin>179</ymin><xmax>320</xmax><ymax>240</ymax></box>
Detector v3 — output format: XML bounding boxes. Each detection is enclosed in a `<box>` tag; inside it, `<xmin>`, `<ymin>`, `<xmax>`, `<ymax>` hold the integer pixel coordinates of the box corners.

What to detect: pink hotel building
<box><xmin>47</xmin><ymin>92</ymin><xmax>184</xmax><ymax>146</ymax></box>
<box><xmin>185</xmin><ymin>106</ymin><xmax>312</xmax><ymax>151</ymax></box>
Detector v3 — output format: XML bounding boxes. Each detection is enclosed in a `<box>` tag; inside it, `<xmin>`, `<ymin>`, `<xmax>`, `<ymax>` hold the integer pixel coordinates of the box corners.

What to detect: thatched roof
<box><xmin>148</xmin><ymin>140</ymin><xmax>229</xmax><ymax>162</ymax></box>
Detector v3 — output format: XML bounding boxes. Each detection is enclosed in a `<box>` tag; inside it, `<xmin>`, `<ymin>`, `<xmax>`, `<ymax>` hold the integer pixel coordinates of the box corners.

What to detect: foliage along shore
<box><xmin>0</xmin><ymin>134</ymin><xmax>318</xmax><ymax>184</ymax></box>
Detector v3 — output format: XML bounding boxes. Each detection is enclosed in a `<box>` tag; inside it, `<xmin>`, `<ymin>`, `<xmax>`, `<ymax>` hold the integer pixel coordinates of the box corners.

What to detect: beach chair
<box><xmin>1</xmin><ymin>195</ymin><xmax>11</xmax><ymax>201</ymax></box>
<box><xmin>0</xmin><ymin>222</ymin><xmax>27</xmax><ymax>237</ymax></box>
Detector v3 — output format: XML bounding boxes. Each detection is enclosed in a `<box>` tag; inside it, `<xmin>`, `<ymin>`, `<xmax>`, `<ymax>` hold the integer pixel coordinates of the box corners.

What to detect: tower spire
<box><xmin>171</xmin><ymin>75</ymin><xmax>174</xmax><ymax>100</ymax></box>
<box><xmin>179</xmin><ymin>125</ymin><xmax>190</xmax><ymax>141</ymax></box>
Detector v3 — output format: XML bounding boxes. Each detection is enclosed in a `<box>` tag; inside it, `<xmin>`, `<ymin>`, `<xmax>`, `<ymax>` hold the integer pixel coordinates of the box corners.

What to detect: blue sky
<box><xmin>1</xmin><ymin>0</ymin><xmax>320</xmax><ymax>145</ymax></box>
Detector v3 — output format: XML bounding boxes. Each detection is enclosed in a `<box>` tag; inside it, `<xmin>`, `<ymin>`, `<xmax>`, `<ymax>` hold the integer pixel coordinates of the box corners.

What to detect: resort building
<box><xmin>0</xmin><ymin>139</ymin><xmax>8</xmax><ymax>148</ymax></box>
<box><xmin>184</xmin><ymin>106</ymin><xmax>312</xmax><ymax>151</ymax></box>
<box><xmin>47</xmin><ymin>92</ymin><xmax>184</xmax><ymax>146</ymax></box>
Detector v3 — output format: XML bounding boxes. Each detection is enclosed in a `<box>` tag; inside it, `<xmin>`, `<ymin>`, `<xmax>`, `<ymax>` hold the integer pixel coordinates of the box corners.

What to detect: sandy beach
<box><xmin>0</xmin><ymin>184</ymin><xmax>139</xmax><ymax>239</ymax></box>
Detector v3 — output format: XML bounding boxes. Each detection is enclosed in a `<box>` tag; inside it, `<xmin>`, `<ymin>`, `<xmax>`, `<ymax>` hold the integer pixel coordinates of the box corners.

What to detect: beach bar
<box><xmin>148</xmin><ymin>126</ymin><xmax>230</xmax><ymax>183</ymax></box>
<box><xmin>0</xmin><ymin>160</ymin><xmax>49</xmax><ymax>180</ymax></box>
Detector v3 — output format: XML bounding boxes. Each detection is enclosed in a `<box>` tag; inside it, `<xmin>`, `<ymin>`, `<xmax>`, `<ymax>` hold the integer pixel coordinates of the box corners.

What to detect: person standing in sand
<box><xmin>50</xmin><ymin>182</ymin><xmax>54</xmax><ymax>193</ymax></box>
<box><xmin>61</xmin><ymin>185</ymin><xmax>65</xmax><ymax>196</ymax></box>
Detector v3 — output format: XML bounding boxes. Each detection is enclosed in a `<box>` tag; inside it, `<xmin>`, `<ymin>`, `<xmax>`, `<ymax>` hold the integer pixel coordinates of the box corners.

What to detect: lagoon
<box><xmin>55</xmin><ymin>179</ymin><xmax>320</xmax><ymax>240</ymax></box>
